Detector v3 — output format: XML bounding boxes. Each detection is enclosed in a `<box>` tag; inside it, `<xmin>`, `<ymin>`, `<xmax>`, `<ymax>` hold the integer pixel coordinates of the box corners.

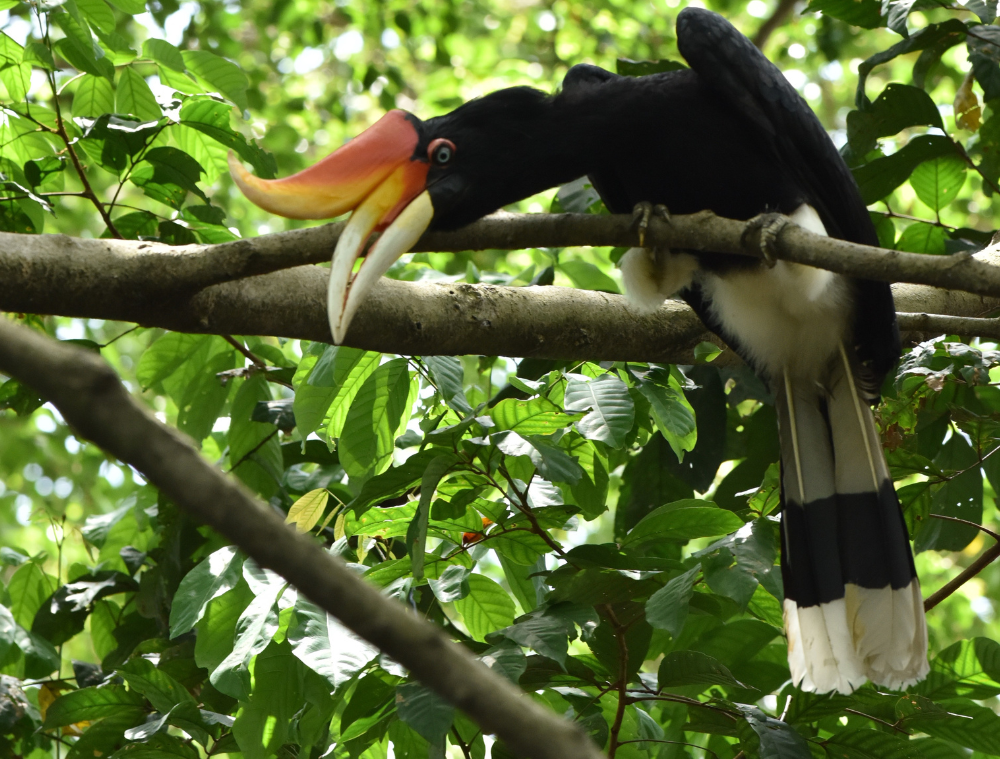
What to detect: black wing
<box><xmin>677</xmin><ymin>8</ymin><xmax>899</xmax><ymax>390</ymax></box>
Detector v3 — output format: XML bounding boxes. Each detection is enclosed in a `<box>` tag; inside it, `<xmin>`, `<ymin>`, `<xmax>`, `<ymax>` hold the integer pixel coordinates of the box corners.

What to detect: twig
<box><xmin>605</xmin><ymin>604</ymin><xmax>631</xmax><ymax>759</ymax></box>
<box><xmin>226</xmin><ymin>429</ymin><xmax>279</xmax><ymax>473</ymax></box>
<box><xmin>752</xmin><ymin>0</ymin><xmax>798</xmax><ymax>49</ymax></box>
<box><xmin>223</xmin><ymin>335</ymin><xmax>265</xmax><ymax>367</ymax></box>
<box><xmin>42</xmin><ymin>66</ymin><xmax>121</xmax><ymax>238</ymax></box>
<box><xmin>843</xmin><ymin>708</ymin><xmax>911</xmax><ymax>735</ymax></box>
<box><xmin>925</xmin><ymin>524</ymin><xmax>1000</xmax><ymax>611</ymax></box>
<box><xmin>928</xmin><ymin>514</ymin><xmax>1000</xmax><ymax>542</ymax></box>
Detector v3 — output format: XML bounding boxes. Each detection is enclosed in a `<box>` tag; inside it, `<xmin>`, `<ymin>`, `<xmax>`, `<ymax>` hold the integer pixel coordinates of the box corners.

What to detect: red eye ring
<box><xmin>428</xmin><ymin>138</ymin><xmax>456</xmax><ymax>166</ymax></box>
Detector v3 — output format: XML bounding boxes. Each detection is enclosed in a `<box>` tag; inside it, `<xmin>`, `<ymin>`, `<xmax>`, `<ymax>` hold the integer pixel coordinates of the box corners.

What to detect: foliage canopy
<box><xmin>4</xmin><ymin>0</ymin><xmax>1000</xmax><ymax>757</ymax></box>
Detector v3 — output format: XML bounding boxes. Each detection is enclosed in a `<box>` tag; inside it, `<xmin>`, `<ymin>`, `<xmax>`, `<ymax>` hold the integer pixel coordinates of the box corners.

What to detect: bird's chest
<box><xmin>698</xmin><ymin>262</ymin><xmax>852</xmax><ymax>383</ymax></box>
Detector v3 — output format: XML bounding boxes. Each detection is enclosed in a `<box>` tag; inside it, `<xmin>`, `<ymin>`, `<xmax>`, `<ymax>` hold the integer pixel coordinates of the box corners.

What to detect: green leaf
<box><xmin>182</xmin><ymin>49</ymin><xmax>249</xmax><ymax>110</ymax></box>
<box><xmin>319</xmin><ymin>347</ymin><xmax>382</xmax><ymax>438</ymax></box>
<box><xmin>407</xmin><ymin>454</ymin><xmax>459</xmax><ymax>580</ymax></box>
<box><xmin>0</xmin><ymin>63</ymin><xmax>30</xmax><ymax>102</ymax></box>
<box><xmin>915</xmin><ymin>434</ymin><xmax>983</xmax><ymax>552</ymax></box>
<box><xmin>657</xmin><ymin>650</ymin><xmax>746</xmax><ymax>689</ymax></box>
<box><xmin>0</xmin><ymin>31</ymin><xmax>23</xmax><ymax>64</ymax></box>
<box><xmin>229</xmin><ymin>375</ymin><xmax>283</xmax><ymax>498</ymax></box>
<box><xmin>169</xmin><ymin>546</ymin><xmax>243</xmax><ymax>637</ymax></box>
<box><xmin>499</xmin><ymin>606</ymin><xmax>579</xmax><ymax>666</ymax></box>
<box><xmin>489</xmin><ymin>530</ymin><xmax>552</xmax><ymax>565</ymax></box>
<box><xmin>453</xmin><ymin>574</ymin><xmax>516</xmax><ymax>641</ymax></box>
<box><xmin>636</xmin><ymin>375</ymin><xmax>697</xmax><ymax>459</ymax></box>
<box><xmin>494</xmin><ymin>431</ymin><xmax>584</xmax><ymax>485</ymax></box>
<box><xmin>287</xmin><ymin>598</ymin><xmax>376</xmax><ymax>688</ymax></box>
<box><xmin>490</xmin><ymin>396</ymin><xmax>576</xmax><ymax>435</ymax></box>
<box><xmin>131</xmin><ymin>146</ymin><xmax>207</xmax><ymax>208</ymax></box>
<box><xmin>616</xmin><ymin>57</ymin><xmax>687</xmax><ymax>76</ymax></box>
<box><xmin>7</xmin><ymin>560</ymin><xmax>57</xmax><ymax>629</ymax></box>
<box><xmin>558</xmin><ymin>260</ymin><xmax>619</xmax><ymax>293</ymax></box>
<box><xmin>693</xmin><ymin>619</ymin><xmax>780</xmax><ymax>667</ymax></box>
<box><xmin>73</xmin><ymin>73</ymin><xmax>115</xmax><ymax>119</ymax></box>
<box><xmin>105</xmin><ymin>0</ymin><xmax>147</xmax><ymax>12</ymax></box>
<box><xmin>77</xmin><ymin>0</ymin><xmax>116</xmax><ymax>34</ymax></box>
<box><xmin>645</xmin><ymin>565</ymin><xmax>699</xmax><ymax>636</ymax></box>
<box><xmin>823</xmin><ymin>728</ymin><xmax>925</xmax><ymax>759</ymax></box>
<box><xmin>853</xmin><ymin>135</ymin><xmax>956</xmax><ymax>204</ymax></box>
<box><xmin>179</xmin><ymin>96</ymin><xmax>277</xmax><ymax>178</ymax></box>
<box><xmin>210</xmin><ymin>563</ymin><xmax>285</xmax><ymax>700</ymax></box>
<box><xmin>910</xmin><ymin>156</ymin><xmax>966</xmax><ymax>212</ymax></box>
<box><xmin>623</xmin><ymin>502</ymin><xmax>743</xmax><ymax>547</ymax></box>
<box><xmin>176</xmin><ymin>123</ymin><xmax>229</xmax><ymax>184</ymax></box>
<box><xmin>428</xmin><ymin>564</ymin><xmax>471</xmax><ymax>603</ymax></box>
<box><xmin>805</xmin><ymin>0</ymin><xmax>884</xmax><ymax>28</ymax></box>
<box><xmin>142</xmin><ymin>38</ymin><xmax>185</xmax><ymax>71</ymax></box>
<box><xmin>424</xmin><ymin>355</ymin><xmax>472</xmax><ymax>414</ymax></box>
<box><xmin>847</xmin><ymin>83</ymin><xmax>944</xmax><ymax>154</ymax></box>
<box><xmin>119</xmin><ymin>657</ymin><xmax>197</xmax><ymax>712</ymax></box>
<box><xmin>736</xmin><ymin>705</ymin><xmax>811</xmax><ymax>759</ymax></box>
<box><xmin>339</xmin><ymin>358</ymin><xmax>412</xmax><ymax>479</ymax></box>
<box><xmin>396</xmin><ymin>682</ymin><xmax>454</xmax><ymax>744</ymax></box>
<box><xmin>564</xmin><ymin>374</ymin><xmax>634</xmax><ymax>446</ymax></box>
<box><xmin>44</xmin><ymin>685</ymin><xmax>144</xmax><ymax>728</ymax></box>
<box><xmin>895</xmin><ymin>222</ymin><xmax>947</xmax><ymax>254</ymax></box>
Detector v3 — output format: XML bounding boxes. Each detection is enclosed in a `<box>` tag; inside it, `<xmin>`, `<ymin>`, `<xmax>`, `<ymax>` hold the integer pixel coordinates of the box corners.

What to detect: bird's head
<box><xmin>230</xmin><ymin>87</ymin><xmax>559</xmax><ymax>344</ymax></box>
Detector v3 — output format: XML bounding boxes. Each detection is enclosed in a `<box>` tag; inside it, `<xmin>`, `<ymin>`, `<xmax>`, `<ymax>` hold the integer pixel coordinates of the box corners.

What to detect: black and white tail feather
<box><xmin>777</xmin><ymin>346</ymin><xmax>927</xmax><ymax>693</ymax></box>
<box><xmin>620</xmin><ymin>203</ymin><xmax>928</xmax><ymax>694</ymax></box>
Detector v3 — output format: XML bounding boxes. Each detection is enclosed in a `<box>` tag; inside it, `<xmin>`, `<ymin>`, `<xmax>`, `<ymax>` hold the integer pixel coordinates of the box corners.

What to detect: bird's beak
<box><xmin>229</xmin><ymin>110</ymin><xmax>435</xmax><ymax>344</ymax></box>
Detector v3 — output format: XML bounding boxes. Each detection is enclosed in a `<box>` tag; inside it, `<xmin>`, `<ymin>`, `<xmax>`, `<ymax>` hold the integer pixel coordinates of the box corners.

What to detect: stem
<box><xmin>224</xmin><ymin>335</ymin><xmax>265</xmax><ymax>367</ymax></box>
<box><xmin>605</xmin><ymin>604</ymin><xmax>631</xmax><ymax>759</ymax></box>
<box><xmin>925</xmin><ymin>536</ymin><xmax>1000</xmax><ymax>612</ymax></box>
<box><xmin>44</xmin><ymin>71</ymin><xmax>122</xmax><ymax>237</ymax></box>
<box><xmin>226</xmin><ymin>429</ymin><xmax>279</xmax><ymax>473</ymax></box>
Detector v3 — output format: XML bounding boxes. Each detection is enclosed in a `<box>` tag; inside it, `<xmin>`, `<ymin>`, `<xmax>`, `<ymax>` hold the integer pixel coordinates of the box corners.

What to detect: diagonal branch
<box><xmin>0</xmin><ymin>317</ymin><xmax>605</xmax><ymax>759</ymax></box>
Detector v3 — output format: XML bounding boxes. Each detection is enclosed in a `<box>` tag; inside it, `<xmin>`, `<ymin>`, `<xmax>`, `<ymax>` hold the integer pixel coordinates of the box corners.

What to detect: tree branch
<box><xmin>752</xmin><ymin>0</ymin><xmax>798</xmax><ymax>49</ymax></box>
<box><xmin>2</xmin><ymin>214</ymin><xmax>1000</xmax><ymax>362</ymax></box>
<box><xmin>0</xmin><ymin>317</ymin><xmax>604</xmax><ymax>759</ymax></box>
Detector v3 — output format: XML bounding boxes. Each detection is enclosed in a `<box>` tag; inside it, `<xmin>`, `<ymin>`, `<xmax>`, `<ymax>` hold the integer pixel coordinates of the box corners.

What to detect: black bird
<box><xmin>231</xmin><ymin>8</ymin><xmax>927</xmax><ymax>693</ymax></box>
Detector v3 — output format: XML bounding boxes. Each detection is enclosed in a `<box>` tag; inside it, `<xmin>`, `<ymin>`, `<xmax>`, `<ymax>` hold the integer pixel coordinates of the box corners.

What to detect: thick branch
<box><xmin>5</xmin><ymin>210</ymin><xmax>1000</xmax><ymax>306</ymax></box>
<box><xmin>1</xmin><ymin>236</ymin><xmax>999</xmax><ymax>362</ymax></box>
<box><xmin>0</xmin><ymin>317</ymin><xmax>604</xmax><ymax>759</ymax></box>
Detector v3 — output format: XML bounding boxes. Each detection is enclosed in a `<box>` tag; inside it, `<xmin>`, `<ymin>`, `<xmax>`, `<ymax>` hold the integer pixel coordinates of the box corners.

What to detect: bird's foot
<box><xmin>741</xmin><ymin>212</ymin><xmax>791</xmax><ymax>268</ymax></box>
<box><xmin>632</xmin><ymin>201</ymin><xmax>671</xmax><ymax>248</ymax></box>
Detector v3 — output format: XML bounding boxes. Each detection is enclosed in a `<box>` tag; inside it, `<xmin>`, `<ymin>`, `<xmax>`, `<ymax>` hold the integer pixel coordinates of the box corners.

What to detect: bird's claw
<box><xmin>632</xmin><ymin>202</ymin><xmax>671</xmax><ymax>248</ymax></box>
<box><xmin>741</xmin><ymin>212</ymin><xmax>791</xmax><ymax>268</ymax></box>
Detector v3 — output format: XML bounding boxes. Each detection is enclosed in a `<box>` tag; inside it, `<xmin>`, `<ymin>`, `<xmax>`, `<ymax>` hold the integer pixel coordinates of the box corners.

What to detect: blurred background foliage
<box><xmin>6</xmin><ymin>0</ymin><xmax>1000</xmax><ymax>756</ymax></box>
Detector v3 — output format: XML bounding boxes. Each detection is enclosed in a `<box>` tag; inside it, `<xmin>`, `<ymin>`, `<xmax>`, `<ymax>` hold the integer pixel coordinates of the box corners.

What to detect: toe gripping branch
<box><xmin>632</xmin><ymin>202</ymin><xmax>672</xmax><ymax>248</ymax></box>
<box><xmin>741</xmin><ymin>212</ymin><xmax>793</xmax><ymax>268</ymax></box>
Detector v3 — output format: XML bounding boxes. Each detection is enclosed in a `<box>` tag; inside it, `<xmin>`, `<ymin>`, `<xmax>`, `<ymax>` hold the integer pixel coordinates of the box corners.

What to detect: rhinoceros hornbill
<box><xmin>231</xmin><ymin>7</ymin><xmax>928</xmax><ymax>693</ymax></box>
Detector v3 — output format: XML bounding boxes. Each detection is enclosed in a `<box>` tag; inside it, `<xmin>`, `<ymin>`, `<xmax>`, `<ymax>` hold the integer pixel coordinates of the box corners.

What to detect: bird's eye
<box><xmin>428</xmin><ymin>139</ymin><xmax>456</xmax><ymax>166</ymax></box>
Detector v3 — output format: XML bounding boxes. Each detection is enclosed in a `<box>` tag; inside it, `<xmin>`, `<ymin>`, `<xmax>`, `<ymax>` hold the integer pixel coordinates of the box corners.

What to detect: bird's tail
<box><xmin>777</xmin><ymin>344</ymin><xmax>928</xmax><ymax>694</ymax></box>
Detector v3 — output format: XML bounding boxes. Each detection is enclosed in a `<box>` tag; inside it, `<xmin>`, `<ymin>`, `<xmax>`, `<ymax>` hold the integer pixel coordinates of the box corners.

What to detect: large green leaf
<box><xmin>169</xmin><ymin>546</ymin><xmax>243</xmax><ymax>637</ymax></box>
<box><xmin>910</xmin><ymin>156</ymin><xmax>966</xmax><ymax>212</ymax></box>
<box><xmin>657</xmin><ymin>650</ymin><xmax>746</xmax><ymax>690</ymax></box>
<box><xmin>181</xmin><ymin>49</ymin><xmax>249</xmax><ymax>110</ymax></box>
<box><xmin>72</xmin><ymin>73</ymin><xmax>115</xmax><ymax>119</ymax></box>
<box><xmin>287</xmin><ymin>598</ymin><xmax>376</xmax><ymax>688</ymax></box>
<box><xmin>338</xmin><ymin>358</ymin><xmax>412</xmax><ymax>478</ymax></box>
<box><xmin>453</xmin><ymin>574</ymin><xmax>516</xmax><ymax>641</ymax></box>
<box><xmin>564</xmin><ymin>374</ymin><xmax>634</xmax><ymax>446</ymax></box>
<box><xmin>396</xmin><ymin>682</ymin><xmax>454</xmax><ymax>744</ymax></box>
<box><xmin>646</xmin><ymin>565</ymin><xmax>699</xmax><ymax>637</ymax></box>
<box><xmin>622</xmin><ymin>502</ymin><xmax>744</xmax><ymax>547</ymax></box>
<box><xmin>490</xmin><ymin>396</ymin><xmax>577</xmax><ymax>435</ymax></box>
<box><xmin>853</xmin><ymin>135</ymin><xmax>956</xmax><ymax>204</ymax></box>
